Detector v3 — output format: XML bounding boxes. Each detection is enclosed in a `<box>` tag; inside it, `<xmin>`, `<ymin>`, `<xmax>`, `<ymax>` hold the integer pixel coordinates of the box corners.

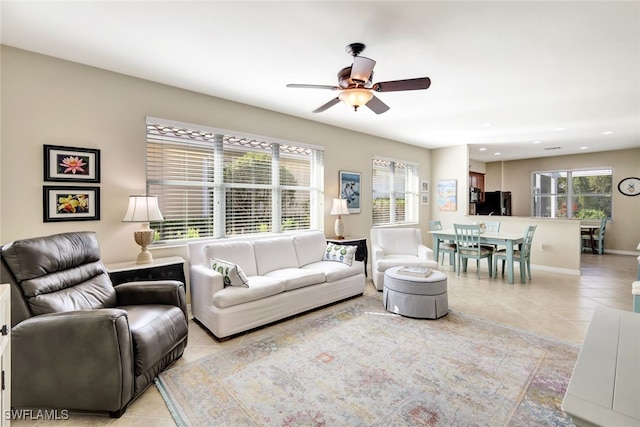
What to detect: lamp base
<box><xmin>334</xmin><ymin>216</ymin><xmax>345</xmax><ymax>240</ymax></box>
<box><xmin>133</xmin><ymin>226</ymin><xmax>155</xmax><ymax>265</ymax></box>
<box><xmin>136</xmin><ymin>251</ymin><xmax>154</xmax><ymax>265</ymax></box>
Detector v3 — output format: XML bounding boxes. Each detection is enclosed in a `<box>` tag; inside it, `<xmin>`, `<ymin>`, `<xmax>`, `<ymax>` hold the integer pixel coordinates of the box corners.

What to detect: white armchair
<box><xmin>370</xmin><ymin>228</ymin><xmax>438</xmax><ymax>290</ymax></box>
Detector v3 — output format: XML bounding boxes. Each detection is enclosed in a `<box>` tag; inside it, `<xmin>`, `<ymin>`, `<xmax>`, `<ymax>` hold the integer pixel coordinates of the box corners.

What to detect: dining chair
<box><xmin>581</xmin><ymin>217</ymin><xmax>606</xmax><ymax>254</ymax></box>
<box><xmin>429</xmin><ymin>220</ymin><xmax>456</xmax><ymax>271</ymax></box>
<box><xmin>493</xmin><ymin>225</ymin><xmax>537</xmax><ymax>282</ymax></box>
<box><xmin>454</xmin><ymin>224</ymin><xmax>493</xmax><ymax>278</ymax></box>
<box><xmin>481</xmin><ymin>221</ymin><xmax>501</xmax><ymax>251</ymax></box>
<box><xmin>484</xmin><ymin>221</ymin><xmax>501</xmax><ymax>232</ymax></box>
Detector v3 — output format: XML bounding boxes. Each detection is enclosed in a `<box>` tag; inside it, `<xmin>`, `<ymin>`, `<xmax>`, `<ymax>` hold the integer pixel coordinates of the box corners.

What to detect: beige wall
<box><xmin>1</xmin><ymin>46</ymin><xmax>432</xmax><ymax>263</ymax></box>
<box><xmin>483</xmin><ymin>149</ymin><xmax>640</xmax><ymax>252</ymax></box>
<box><xmin>430</xmin><ymin>145</ymin><xmax>469</xmax><ymax>230</ymax></box>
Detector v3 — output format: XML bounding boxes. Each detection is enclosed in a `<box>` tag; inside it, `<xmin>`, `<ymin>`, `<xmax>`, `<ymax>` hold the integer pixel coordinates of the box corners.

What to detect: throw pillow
<box><xmin>210</xmin><ymin>258</ymin><xmax>249</xmax><ymax>287</ymax></box>
<box><xmin>324</xmin><ymin>243</ymin><xmax>356</xmax><ymax>266</ymax></box>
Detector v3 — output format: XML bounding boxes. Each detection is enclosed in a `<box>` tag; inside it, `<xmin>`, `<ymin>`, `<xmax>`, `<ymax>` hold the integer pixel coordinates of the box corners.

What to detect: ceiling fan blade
<box><xmin>350</xmin><ymin>56</ymin><xmax>376</xmax><ymax>84</ymax></box>
<box><xmin>373</xmin><ymin>77</ymin><xmax>431</xmax><ymax>92</ymax></box>
<box><xmin>312</xmin><ymin>97</ymin><xmax>340</xmax><ymax>113</ymax></box>
<box><xmin>286</xmin><ymin>84</ymin><xmax>339</xmax><ymax>90</ymax></box>
<box><xmin>365</xmin><ymin>95</ymin><xmax>390</xmax><ymax>115</ymax></box>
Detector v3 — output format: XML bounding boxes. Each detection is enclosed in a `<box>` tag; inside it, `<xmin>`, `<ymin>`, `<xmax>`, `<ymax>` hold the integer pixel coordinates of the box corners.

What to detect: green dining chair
<box><xmin>429</xmin><ymin>220</ymin><xmax>456</xmax><ymax>271</ymax></box>
<box><xmin>493</xmin><ymin>225</ymin><xmax>537</xmax><ymax>282</ymax></box>
<box><xmin>481</xmin><ymin>221</ymin><xmax>501</xmax><ymax>251</ymax></box>
<box><xmin>454</xmin><ymin>223</ymin><xmax>493</xmax><ymax>278</ymax></box>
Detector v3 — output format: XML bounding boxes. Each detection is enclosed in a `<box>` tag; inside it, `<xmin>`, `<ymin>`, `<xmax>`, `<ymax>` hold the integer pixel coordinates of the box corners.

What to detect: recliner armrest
<box><xmin>115</xmin><ymin>281</ymin><xmax>187</xmax><ymax>321</ymax></box>
<box><xmin>11</xmin><ymin>309</ymin><xmax>135</xmax><ymax>412</ymax></box>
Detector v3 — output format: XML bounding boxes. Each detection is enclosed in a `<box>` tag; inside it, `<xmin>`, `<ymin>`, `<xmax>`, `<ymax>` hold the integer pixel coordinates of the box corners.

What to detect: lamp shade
<box><xmin>330</xmin><ymin>198</ymin><xmax>350</xmax><ymax>216</ymax></box>
<box><xmin>122</xmin><ymin>195</ymin><xmax>164</xmax><ymax>222</ymax></box>
<box><xmin>338</xmin><ymin>88</ymin><xmax>373</xmax><ymax>110</ymax></box>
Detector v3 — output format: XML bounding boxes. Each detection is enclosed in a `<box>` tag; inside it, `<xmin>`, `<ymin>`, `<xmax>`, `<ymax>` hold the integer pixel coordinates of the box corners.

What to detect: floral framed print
<box><xmin>339</xmin><ymin>170</ymin><xmax>361</xmax><ymax>214</ymax></box>
<box><xmin>43</xmin><ymin>186</ymin><xmax>100</xmax><ymax>222</ymax></box>
<box><xmin>44</xmin><ymin>144</ymin><xmax>101</xmax><ymax>183</ymax></box>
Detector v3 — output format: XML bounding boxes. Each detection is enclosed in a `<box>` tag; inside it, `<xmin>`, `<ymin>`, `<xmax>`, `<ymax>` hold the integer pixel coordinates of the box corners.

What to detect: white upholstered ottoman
<box><xmin>383</xmin><ymin>266</ymin><xmax>448</xmax><ymax>319</ymax></box>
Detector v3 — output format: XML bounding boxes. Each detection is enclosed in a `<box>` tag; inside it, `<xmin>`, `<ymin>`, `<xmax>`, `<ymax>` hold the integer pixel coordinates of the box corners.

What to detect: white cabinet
<box><xmin>0</xmin><ymin>285</ymin><xmax>10</xmax><ymax>426</ymax></box>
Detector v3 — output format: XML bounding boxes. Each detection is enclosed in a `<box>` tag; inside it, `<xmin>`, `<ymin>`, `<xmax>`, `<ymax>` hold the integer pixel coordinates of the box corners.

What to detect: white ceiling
<box><xmin>2</xmin><ymin>1</ymin><xmax>639</xmax><ymax>162</ymax></box>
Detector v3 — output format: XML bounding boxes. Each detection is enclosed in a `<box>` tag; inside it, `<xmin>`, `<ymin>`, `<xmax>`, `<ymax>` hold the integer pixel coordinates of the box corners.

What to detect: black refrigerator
<box><xmin>477</xmin><ymin>191</ymin><xmax>512</xmax><ymax>216</ymax></box>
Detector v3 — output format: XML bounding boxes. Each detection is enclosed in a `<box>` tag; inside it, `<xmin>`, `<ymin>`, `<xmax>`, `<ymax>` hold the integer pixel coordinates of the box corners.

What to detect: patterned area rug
<box><xmin>157</xmin><ymin>295</ymin><xmax>579</xmax><ymax>426</ymax></box>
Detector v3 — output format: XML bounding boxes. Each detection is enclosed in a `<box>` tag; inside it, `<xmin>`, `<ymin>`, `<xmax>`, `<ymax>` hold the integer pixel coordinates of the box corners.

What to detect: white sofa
<box><xmin>188</xmin><ymin>231</ymin><xmax>365</xmax><ymax>339</ymax></box>
<box><xmin>370</xmin><ymin>227</ymin><xmax>438</xmax><ymax>291</ymax></box>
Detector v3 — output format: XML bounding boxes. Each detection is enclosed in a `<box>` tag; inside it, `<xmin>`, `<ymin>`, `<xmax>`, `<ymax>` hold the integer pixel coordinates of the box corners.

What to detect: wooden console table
<box><xmin>561</xmin><ymin>307</ymin><xmax>639</xmax><ymax>426</ymax></box>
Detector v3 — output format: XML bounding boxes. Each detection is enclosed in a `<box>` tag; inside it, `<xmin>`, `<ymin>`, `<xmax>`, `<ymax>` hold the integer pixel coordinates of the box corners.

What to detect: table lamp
<box><xmin>122</xmin><ymin>195</ymin><xmax>164</xmax><ymax>264</ymax></box>
<box><xmin>330</xmin><ymin>198</ymin><xmax>349</xmax><ymax>239</ymax></box>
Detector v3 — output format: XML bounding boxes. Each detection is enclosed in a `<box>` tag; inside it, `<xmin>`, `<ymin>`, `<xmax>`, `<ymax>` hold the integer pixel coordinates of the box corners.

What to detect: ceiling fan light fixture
<box><xmin>339</xmin><ymin>88</ymin><xmax>373</xmax><ymax>111</ymax></box>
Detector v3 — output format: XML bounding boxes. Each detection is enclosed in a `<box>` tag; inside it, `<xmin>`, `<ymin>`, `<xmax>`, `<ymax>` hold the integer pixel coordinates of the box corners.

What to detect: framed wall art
<box><xmin>437</xmin><ymin>179</ymin><xmax>457</xmax><ymax>212</ymax></box>
<box><xmin>339</xmin><ymin>170</ymin><xmax>361</xmax><ymax>214</ymax></box>
<box><xmin>43</xmin><ymin>185</ymin><xmax>101</xmax><ymax>222</ymax></box>
<box><xmin>44</xmin><ymin>144</ymin><xmax>101</xmax><ymax>183</ymax></box>
<box><xmin>421</xmin><ymin>193</ymin><xmax>430</xmax><ymax>205</ymax></box>
<box><xmin>421</xmin><ymin>181</ymin><xmax>430</xmax><ymax>193</ymax></box>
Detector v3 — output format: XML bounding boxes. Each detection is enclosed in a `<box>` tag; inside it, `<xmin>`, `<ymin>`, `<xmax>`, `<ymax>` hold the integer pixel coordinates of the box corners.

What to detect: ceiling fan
<box><xmin>286</xmin><ymin>42</ymin><xmax>431</xmax><ymax>114</ymax></box>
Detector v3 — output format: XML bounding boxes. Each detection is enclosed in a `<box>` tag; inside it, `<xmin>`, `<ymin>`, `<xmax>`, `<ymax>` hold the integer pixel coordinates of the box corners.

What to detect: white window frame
<box><xmin>146</xmin><ymin>117</ymin><xmax>324</xmax><ymax>242</ymax></box>
<box><xmin>372</xmin><ymin>156</ymin><xmax>419</xmax><ymax>226</ymax></box>
<box><xmin>531</xmin><ymin>167</ymin><xmax>612</xmax><ymax>219</ymax></box>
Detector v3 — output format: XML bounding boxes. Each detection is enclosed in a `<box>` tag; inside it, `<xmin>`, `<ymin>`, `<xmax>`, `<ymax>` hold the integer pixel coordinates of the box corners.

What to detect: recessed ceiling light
<box><xmin>481</xmin><ymin>123</ymin><xmax>492</xmax><ymax>127</ymax></box>
<box><xmin>494</xmin><ymin>152</ymin><xmax>501</xmax><ymax>156</ymax></box>
<box><xmin>555</xmin><ymin>127</ymin><xmax>566</xmax><ymax>131</ymax></box>
<box><xmin>479</xmin><ymin>147</ymin><xmax>487</xmax><ymax>151</ymax></box>
<box><xmin>601</xmin><ymin>131</ymin><xmax>614</xmax><ymax>135</ymax></box>
<box><xmin>580</xmin><ymin>146</ymin><xmax>589</xmax><ymax>150</ymax></box>
<box><xmin>532</xmin><ymin>140</ymin><xmax>542</xmax><ymax>144</ymax></box>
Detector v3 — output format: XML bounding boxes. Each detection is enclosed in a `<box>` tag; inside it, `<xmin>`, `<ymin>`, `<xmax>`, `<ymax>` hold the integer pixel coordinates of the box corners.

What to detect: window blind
<box><xmin>146</xmin><ymin>119</ymin><xmax>324</xmax><ymax>242</ymax></box>
<box><xmin>372</xmin><ymin>157</ymin><xmax>419</xmax><ymax>226</ymax></box>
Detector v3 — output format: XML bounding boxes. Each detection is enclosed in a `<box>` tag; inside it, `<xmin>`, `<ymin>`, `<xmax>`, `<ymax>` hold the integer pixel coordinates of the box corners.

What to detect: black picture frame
<box><xmin>44</xmin><ymin>144</ymin><xmax>101</xmax><ymax>183</ymax></box>
<box><xmin>339</xmin><ymin>170</ymin><xmax>361</xmax><ymax>214</ymax></box>
<box><xmin>43</xmin><ymin>185</ymin><xmax>101</xmax><ymax>222</ymax></box>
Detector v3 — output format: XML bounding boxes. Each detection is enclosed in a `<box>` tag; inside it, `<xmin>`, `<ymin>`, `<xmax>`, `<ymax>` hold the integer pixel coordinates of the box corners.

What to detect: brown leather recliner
<box><xmin>0</xmin><ymin>231</ymin><xmax>188</xmax><ymax>418</ymax></box>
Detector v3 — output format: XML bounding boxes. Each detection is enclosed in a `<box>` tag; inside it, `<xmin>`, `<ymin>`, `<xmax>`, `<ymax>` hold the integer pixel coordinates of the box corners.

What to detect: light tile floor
<box><xmin>15</xmin><ymin>252</ymin><xmax>637</xmax><ymax>426</ymax></box>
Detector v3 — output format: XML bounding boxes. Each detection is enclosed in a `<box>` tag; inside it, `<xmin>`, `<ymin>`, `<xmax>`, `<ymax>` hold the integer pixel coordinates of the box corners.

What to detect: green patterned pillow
<box><xmin>210</xmin><ymin>258</ymin><xmax>249</xmax><ymax>287</ymax></box>
<box><xmin>324</xmin><ymin>243</ymin><xmax>357</xmax><ymax>266</ymax></box>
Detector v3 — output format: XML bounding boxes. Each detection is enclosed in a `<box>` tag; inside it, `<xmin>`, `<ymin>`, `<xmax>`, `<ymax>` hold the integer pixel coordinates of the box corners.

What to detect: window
<box><xmin>372</xmin><ymin>157</ymin><xmax>419</xmax><ymax>226</ymax></box>
<box><xmin>146</xmin><ymin>118</ymin><xmax>324</xmax><ymax>242</ymax></box>
<box><xmin>532</xmin><ymin>168</ymin><xmax>612</xmax><ymax>219</ymax></box>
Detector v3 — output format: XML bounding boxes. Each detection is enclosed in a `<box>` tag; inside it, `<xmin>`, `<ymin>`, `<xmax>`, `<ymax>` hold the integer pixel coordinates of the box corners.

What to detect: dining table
<box><xmin>428</xmin><ymin>229</ymin><xmax>525</xmax><ymax>284</ymax></box>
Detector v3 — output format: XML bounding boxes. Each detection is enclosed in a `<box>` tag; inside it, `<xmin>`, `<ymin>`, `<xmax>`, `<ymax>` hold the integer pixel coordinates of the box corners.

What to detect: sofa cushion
<box><xmin>324</xmin><ymin>243</ymin><xmax>357</xmax><ymax>265</ymax></box>
<box><xmin>263</xmin><ymin>268</ymin><xmax>326</xmax><ymax>291</ymax></box>
<box><xmin>210</xmin><ymin>258</ymin><xmax>249</xmax><ymax>287</ymax></box>
<box><xmin>212</xmin><ymin>276</ymin><xmax>285</xmax><ymax>308</ymax></box>
<box><xmin>253</xmin><ymin>238</ymin><xmax>299</xmax><ymax>275</ymax></box>
<box><xmin>204</xmin><ymin>242</ymin><xmax>257</xmax><ymax>276</ymax></box>
<box><xmin>378</xmin><ymin>228</ymin><xmax>420</xmax><ymax>256</ymax></box>
<box><xmin>302</xmin><ymin>260</ymin><xmax>363</xmax><ymax>282</ymax></box>
<box><xmin>120</xmin><ymin>304</ymin><xmax>188</xmax><ymax>376</ymax></box>
<box><xmin>292</xmin><ymin>231</ymin><xmax>327</xmax><ymax>267</ymax></box>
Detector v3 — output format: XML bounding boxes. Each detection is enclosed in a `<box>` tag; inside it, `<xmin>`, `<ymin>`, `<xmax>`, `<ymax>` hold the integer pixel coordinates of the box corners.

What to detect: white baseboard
<box><xmin>530</xmin><ymin>264</ymin><xmax>581</xmax><ymax>276</ymax></box>
<box><xmin>603</xmin><ymin>249</ymin><xmax>639</xmax><ymax>256</ymax></box>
